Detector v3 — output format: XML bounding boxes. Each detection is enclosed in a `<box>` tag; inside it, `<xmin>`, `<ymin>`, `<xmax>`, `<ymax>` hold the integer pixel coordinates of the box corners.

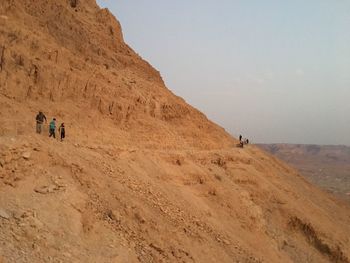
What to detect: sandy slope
<box><xmin>0</xmin><ymin>1</ymin><xmax>349</xmax><ymax>262</ymax></box>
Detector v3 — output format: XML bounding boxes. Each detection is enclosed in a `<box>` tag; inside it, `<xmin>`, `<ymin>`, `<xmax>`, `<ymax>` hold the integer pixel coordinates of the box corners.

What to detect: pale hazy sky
<box><xmin>97</xmin><ymin>0</ymin><xmax>350</xmax><ymax>145</ymax></box>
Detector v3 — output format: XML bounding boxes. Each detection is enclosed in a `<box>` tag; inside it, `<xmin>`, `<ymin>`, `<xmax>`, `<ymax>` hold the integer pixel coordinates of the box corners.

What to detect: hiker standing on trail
<box><xmin>49</xmin><ymin>118</ymin><xmax>56</xmax><ymax>138</ymax></box>
<box><xmin>58</xmin><ymin>123</ymin><xmax>65</xmax><ymax>142</ymax></box>
<box><xmin>35</xmin><ymin>111</ymin><xmax>47</xmax><ymax>134</ymax></box>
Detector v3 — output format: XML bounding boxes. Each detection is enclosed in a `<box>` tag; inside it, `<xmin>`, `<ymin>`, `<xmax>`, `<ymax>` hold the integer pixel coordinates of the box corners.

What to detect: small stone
<box><xmin>150</xmin><ymin>243</ymin><xmax>164</xmax><ymax>253</ymax></box>
<box><xmin>222</xmin><ymin>239</ymin><xmax>231</xmax><ymax>245</ymax></box>
<box><xmin>107</xmin><ymin>210</ymin><xmax>121</xmax><ymax>223</ymax></box>
<box><xmin>134</xmin><ymin>211</ymin><xmax>146</xmax><ymax>224</ymax></box>
<box><xmin>0</xmin><ymin>209</ymin><xmax>11</xmax><ymax>220</ymax></box>
<box><xmin>22</xmin><ymin>152</ymin><xmax>31</xmax><ymax>160</ymax></box>
<box><xmin>34</xmin><ymin>186</ymin><xmax>50</xmax><ymax>194</ymax></box>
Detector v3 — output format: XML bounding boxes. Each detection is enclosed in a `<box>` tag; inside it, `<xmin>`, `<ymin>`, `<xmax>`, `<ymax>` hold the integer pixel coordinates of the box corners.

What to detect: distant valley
<box><xmin>258</xmin><ymin>144</ymin><xmax>350</xmax><ymax>204</ymax></box>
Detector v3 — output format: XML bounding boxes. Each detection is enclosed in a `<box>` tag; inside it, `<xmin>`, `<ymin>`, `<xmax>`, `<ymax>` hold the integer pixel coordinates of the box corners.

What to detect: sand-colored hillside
<box><xmin>0</xmin><ymin>1</ymin><xmax>349</xmax><ymax>262</ymax></box>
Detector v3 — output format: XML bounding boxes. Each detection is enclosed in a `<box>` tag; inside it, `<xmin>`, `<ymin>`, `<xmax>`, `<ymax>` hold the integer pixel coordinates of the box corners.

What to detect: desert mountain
<box><xmin>258</xmin><ymin>144</ymin><xmax>350</xmax><ymax>204</ymax></box>
<box><xmin>0</xmin><ymin>1</ymin><xmax>349</xmax><ymax>262</ymax></box>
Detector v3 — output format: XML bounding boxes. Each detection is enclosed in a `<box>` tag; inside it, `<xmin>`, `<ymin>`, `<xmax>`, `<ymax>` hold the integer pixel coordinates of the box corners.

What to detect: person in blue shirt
<box><xmin>49</xmin><ymin>118</ymin><xmax>56</xmax><ymax>138</ymax></box>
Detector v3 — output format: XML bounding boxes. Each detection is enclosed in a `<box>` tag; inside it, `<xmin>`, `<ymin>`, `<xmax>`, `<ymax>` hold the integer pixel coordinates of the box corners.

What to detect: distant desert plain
<box><xmin>258</xmin><ymin>144</ymin><xmax>350</xmax><ymax>204</ymax></box>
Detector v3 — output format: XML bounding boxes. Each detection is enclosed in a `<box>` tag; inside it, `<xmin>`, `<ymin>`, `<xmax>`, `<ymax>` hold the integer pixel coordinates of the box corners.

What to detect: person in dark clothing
<box><xmin>59</xmin><ymin>123</ymin><xmax>65</xmax><ymax>142</ymax></box>
<box><xmin>49</xmin><ymin>118</ymin><xmax>56</xmax><ymax>138</ymax></box>
<box><xmin>239</xmin><ymin>135</ymin><xmax>242</xmax><ymax>142</ymax></box>
<box><xmin>35</xmin><ymin>111</ymin><xmax>47</xmax><ymax>134</ymax></box>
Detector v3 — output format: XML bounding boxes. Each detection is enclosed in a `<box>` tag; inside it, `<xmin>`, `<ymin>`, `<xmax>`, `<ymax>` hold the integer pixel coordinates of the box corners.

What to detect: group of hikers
<box><xmin>237</xmin><ymin>134</ymin><xmax>249</xmax><ymax>148</ymax></box>
<box><xmin>36</xmin><ymin>110</ymin><xmax>248</xmax><ymax>146</ymax></box>
<box><xmin>35</xmin><ymin>111</ymin><xmax>65</xmax><ymax>141</ymax></box>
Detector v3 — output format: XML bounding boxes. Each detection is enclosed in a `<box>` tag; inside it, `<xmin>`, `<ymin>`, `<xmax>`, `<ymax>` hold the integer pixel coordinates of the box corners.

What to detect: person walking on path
<box><xmin>58</xmin><ymin>123</ymin><xmax>65</xmax><ymax>142</ymax></box>
<box><xmin>35</xmin><ymin>111</ymin><xmax>47</xmax><ymax>134</ymax></box>
<box><xmin>49</xmin><ymin>118</ymin><xmax>56</xmax><ymax>138</ymax></box>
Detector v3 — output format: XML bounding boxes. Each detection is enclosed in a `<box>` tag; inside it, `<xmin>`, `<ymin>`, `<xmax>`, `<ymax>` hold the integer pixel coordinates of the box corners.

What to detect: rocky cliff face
<box><xmin>0</xmin><ymin>1</ymin><xmax>349</xmax><ymax>263</ymax></box>
<box><xmin>0</xmin><ymin>0</ymin><xmax>233</xmax><ymax>149</ymax></box>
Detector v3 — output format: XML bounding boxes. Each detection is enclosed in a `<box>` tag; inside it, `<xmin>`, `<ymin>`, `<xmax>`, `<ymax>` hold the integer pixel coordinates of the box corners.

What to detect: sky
<box><xmin>97</xmin><ymin>0</ymin><xmax>350</xmax><ymax>145</ymax></box>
